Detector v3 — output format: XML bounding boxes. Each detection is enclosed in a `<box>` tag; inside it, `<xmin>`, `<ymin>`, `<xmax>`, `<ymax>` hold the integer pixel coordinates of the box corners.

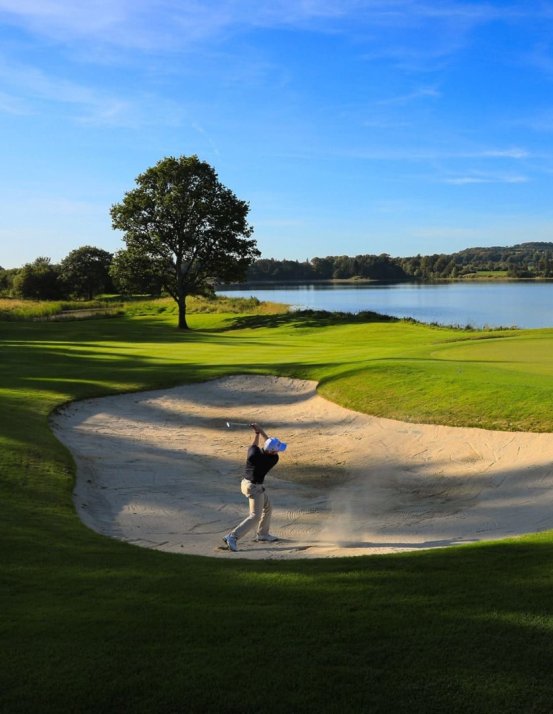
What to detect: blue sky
<box><xmin>2</xmin><ymin>1</ymin><xmax>553</xmax><ymax>268</ymax></box>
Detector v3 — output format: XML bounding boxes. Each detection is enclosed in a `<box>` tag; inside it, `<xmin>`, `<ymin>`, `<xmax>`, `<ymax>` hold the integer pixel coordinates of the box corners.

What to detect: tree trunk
<box><xmin>177</xmin><ymin>293</ymin><xmax>189</xmax><ymax>329</ymax></box>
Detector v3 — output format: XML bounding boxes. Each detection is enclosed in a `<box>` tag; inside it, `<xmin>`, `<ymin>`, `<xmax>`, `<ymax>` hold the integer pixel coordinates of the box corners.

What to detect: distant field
<box><xmin>460</xmin><ymin>270</ymin><xmax>510</xmax><ymax>279</ymax></box>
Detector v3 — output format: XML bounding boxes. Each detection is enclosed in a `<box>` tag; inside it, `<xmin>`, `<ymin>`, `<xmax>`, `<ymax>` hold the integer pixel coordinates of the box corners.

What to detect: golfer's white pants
<box><xmin>232</xmin><ymin>478</ymin><xmax>272</xmax><ymax>540</ymax></box>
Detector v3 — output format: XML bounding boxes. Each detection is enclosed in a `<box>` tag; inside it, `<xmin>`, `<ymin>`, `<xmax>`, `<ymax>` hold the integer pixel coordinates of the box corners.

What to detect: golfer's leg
<box><xmin>233</xmin><ymin>488</ymin><xmax>264</xmax><ymax>540</ymax></box>
<box><xmin>256</xmin><ymin>492</ymin><xmax>272</xmax><ymax>537</ymax></box>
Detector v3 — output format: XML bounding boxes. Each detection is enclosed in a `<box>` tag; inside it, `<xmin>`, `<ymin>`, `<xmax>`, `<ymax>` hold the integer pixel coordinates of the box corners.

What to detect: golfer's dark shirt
<box><xmin>245</xmin><ymin>445</ymin><xmax>279</xmax><ymax>484</ymax></box>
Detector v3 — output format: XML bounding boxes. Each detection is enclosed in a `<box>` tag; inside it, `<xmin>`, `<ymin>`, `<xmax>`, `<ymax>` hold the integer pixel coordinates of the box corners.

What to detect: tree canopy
<box><xmin>12</xmin><ymin>257</ymin><xmax>64</xmax><ymax>300</ymax></box>
<box><xmin>59</xmin><ymin>246</ymin><xmax>113</xmax><ymax>299</ymax></box>
<box><xmin>243</xmin><ymin>242</ymin><xmax>553</xmax><ymax>282</ymax></box>
<box><xmin>110</xmin><ymin>155</ymin><xmax>258</xmax><ymax>328</ymax></box>
<box><xmin>109</xmin><ymin>249</ymin><xmax>164</xmax><ymax>297</ymax></box>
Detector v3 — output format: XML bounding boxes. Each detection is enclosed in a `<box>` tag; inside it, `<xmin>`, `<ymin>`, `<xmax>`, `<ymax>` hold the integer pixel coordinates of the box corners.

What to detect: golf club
<box><xmin>226</xmin><ymin>421</ymin><xmax>253</xmax><ymax>429</ymax></box>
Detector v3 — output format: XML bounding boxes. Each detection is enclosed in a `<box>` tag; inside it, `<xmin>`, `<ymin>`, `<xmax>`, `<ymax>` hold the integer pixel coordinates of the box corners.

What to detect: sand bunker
<box><xmin>50</xmin><ymin>375</ymin><xmax>553</xmax><ymax>560</ymax></box>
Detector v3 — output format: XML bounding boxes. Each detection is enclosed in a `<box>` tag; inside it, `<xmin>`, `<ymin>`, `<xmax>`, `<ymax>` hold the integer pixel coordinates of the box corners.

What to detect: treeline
<box><xmin>4</xmin><ymin>241</ymin><xmax>553</xmax><ymax>301</ymax></box>
<box><xmin>247</xmin><ymin>254</ymin><xmax>408</xmax><ymax>281</ymax></box>
<box><xmin>0</xmin><ymin>246</ymin><xmax>164</xmax><ymax>301</ymax></box>
<box><xmin>0</xmin><ymin>248</ymin><xmax>112</xmax><ymax>300</ymax></box>
<box><xmin>245</xmin><ymin>242</ymin><xmax>553</xmax><ymax>282</ymax></box>
<box><xmin>399</xmin><ymin>242</ymin><xmax>553</xmax><ymax>279</ymax></box>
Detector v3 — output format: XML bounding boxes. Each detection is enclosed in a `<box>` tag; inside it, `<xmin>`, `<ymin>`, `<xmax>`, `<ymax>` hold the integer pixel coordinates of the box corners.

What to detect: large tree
<box><xmin>110</xmin><ymin>155</ymin><xmax>259</xmax><ymax>329</ymax></box>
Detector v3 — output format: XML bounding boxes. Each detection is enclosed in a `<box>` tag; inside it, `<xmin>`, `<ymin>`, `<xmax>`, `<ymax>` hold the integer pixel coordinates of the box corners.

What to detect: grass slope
<box><xmin>3</xmin><ymin>308</ymin><xmax>553</xmax><ymax>713</ymax></box>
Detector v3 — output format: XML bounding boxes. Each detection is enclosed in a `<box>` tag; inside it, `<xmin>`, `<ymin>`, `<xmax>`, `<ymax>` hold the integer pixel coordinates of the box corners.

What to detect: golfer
<box><xmin>223</xmin><ymin>423</ymin><xmax>287</xmax><ymax>552</ymax></box>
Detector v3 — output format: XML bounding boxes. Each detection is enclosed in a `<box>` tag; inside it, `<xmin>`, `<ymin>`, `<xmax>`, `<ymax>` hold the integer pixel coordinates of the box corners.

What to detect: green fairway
<box><xmin>4</xmin><ymin>306</ymin><xmax>553</xmax><ymax>712</ymax></box>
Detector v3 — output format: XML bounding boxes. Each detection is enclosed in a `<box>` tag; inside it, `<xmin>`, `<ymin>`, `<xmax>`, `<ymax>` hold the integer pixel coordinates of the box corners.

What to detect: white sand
<box><xmin>50</xmin><ymin>375</ymin><xmax>553</xmax><ymax>560</ymax></box>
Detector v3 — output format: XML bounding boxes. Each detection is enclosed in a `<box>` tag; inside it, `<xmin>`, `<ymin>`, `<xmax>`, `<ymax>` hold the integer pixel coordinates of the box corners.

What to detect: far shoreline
<box><xmin>219</xmin><ymin>275</ymin><xmax>553</xmax><ymax>289</ymax></box>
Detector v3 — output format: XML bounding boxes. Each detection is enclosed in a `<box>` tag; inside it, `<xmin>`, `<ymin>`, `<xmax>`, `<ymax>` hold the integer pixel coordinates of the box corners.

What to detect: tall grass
<box><xmin>0</xmin><ymin>297</ymin><xmax>124</xmax><ymax>320</ymax></box>
<box><xmin>0</xmin><ymin>294</ymin><xmax>288</xmax><ymax>321</ymax></box>
<box><xmin>123</xmin><ymin>294</ymin><xmax>288</xmax><ymax>316</ymax></box>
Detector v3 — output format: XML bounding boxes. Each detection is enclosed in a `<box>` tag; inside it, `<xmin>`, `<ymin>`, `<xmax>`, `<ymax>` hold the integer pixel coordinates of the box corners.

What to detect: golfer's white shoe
<box><xmin>224</xmin><ymin>534</ymin><xmax>238</xmax><ymax>552</ymax></box>
<box><xmin>255</xmin><ymin>534</ymin><xmax>279</xmax><ymax>542</ymax></box>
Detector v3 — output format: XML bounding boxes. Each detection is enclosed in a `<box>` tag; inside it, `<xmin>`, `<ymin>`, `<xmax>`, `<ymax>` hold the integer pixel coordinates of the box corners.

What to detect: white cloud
<box><xmin>0</xmin><ymin>0</ymin><xmax>145</xmax><ymax>46</ymax></box>
<box><xmin>480</xmin><ymin>148</ymin><xmax>529</xmax><ymax>159</ymax></box>
<box><xmin>0</xmin><ymin>1</ymin><xmax>531</xmax><ymax>53</ymax></box>
<box><xmin>443</xmin><ymin>173</ymin><xmax>529</xmax><ymax>185</ymax></box>
<box><xmin>375</xmin><ymin>86</ymin><xmax>441</xmax><ymax>106</ymax></box>
<box><xmin>0</xmin><ymin>0</ymin><xmax>348</xmax><ymax>50</ymax></box>
<box><xmin>0</xmin><ymin>89</ymin><xmax>29</xmax><ymax>114</ymax></box>
<box><xmin>0</xmin><ymin>57</ymin><xmax>103</xmax><ymax>105</ymax></box>
<box><xmin>0</xmin><ymin>55</ymin><xmax>187</xmax><ymax>127</ymax></box>
<box><xmin>515</xmin><ymin>109</ymin><xmax>553</xmax><ymax>134</ymax></box>
<box><xmin>293</xmin><ymin>144</ymin><xmax>532</xmax><ymax>163</ymax></box>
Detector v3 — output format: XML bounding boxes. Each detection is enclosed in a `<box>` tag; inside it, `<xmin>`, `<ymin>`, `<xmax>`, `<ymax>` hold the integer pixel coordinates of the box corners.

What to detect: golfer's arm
<box><xmin>251</xmin><ymin>423</ymin><xmax>268</xmax><ymax>444</ymax></box>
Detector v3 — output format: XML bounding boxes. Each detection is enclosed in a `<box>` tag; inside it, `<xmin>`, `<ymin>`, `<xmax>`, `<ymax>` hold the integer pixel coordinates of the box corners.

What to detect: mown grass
<box><xmin>4</xmin><ymin>306</ymin><xmax>553</xmax><ymax>712</ymax></box>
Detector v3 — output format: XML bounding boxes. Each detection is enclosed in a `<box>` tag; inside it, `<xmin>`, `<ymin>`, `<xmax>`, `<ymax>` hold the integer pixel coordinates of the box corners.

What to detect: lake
<box><xmin>217</xmin><ymin>281</ymin><xmax>553</xmax><ymax>329</ymax></box>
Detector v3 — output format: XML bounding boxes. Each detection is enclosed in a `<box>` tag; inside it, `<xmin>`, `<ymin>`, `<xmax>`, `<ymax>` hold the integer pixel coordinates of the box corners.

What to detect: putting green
<box><xmin>433</xmin><ymin>332</ymin><xmax>553</xmax><ymax>375</ymax></box>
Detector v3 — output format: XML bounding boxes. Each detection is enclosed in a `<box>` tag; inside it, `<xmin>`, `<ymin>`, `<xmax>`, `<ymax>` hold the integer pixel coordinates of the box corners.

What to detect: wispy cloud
<box><xmin>0</xmin><ymin>54</ymin><xmax>187</xmax><ymax>127</ymax></box>
<box><xmin>0</xmin><ymin>0</ymin><xmax>150</xmax><ymax>48</ymax></box>
<box><xmin>190</xmin><ymin>121</ymin><xmax>221</xmax><ymax>157</ymax></box>
<box><xmin>375</xmin><ymin>86</ymin><xmax>441</xmax><ymax>106</ymax></box>
<box><xmin>479</xmin><ymin>148</ymin><xmax>529</xmax><ymax>159</ymax></box>
<box><xmin>298</xmin><ymin>144</ymin><xmax>532</xmax><ymax>162</ymax></box>
<box><xmin>0</xmin><ymin>0</ymin><xmax>353</xmax><ymax>50</ymax></box>
<box><xmin>356</xmin><ymin>2</ymin><xmax>526</xmax><ymax>69</ymax></box>
<box><xmin>0</xmin><ymin>54</ymin><xmax>112</xmax><ymax>107</ymax></box>
<box><xmin>515</xmin><ymin>109</ymin><xmax>553</xmax><ymax>133</ymax></box>
<box><xmin>0</xmin><ymin>89</ymin><xmax>29</xmax><ymax>114</ymax></box>
<box><xmin>0</xmin><ymin>1</ymin><xmax>532</xmax><ymax>54</ymax></box>
<box><xmin>443</xmin><ymin>172</ymin><xmax>529</xmax><ymax>185</ymax></box>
